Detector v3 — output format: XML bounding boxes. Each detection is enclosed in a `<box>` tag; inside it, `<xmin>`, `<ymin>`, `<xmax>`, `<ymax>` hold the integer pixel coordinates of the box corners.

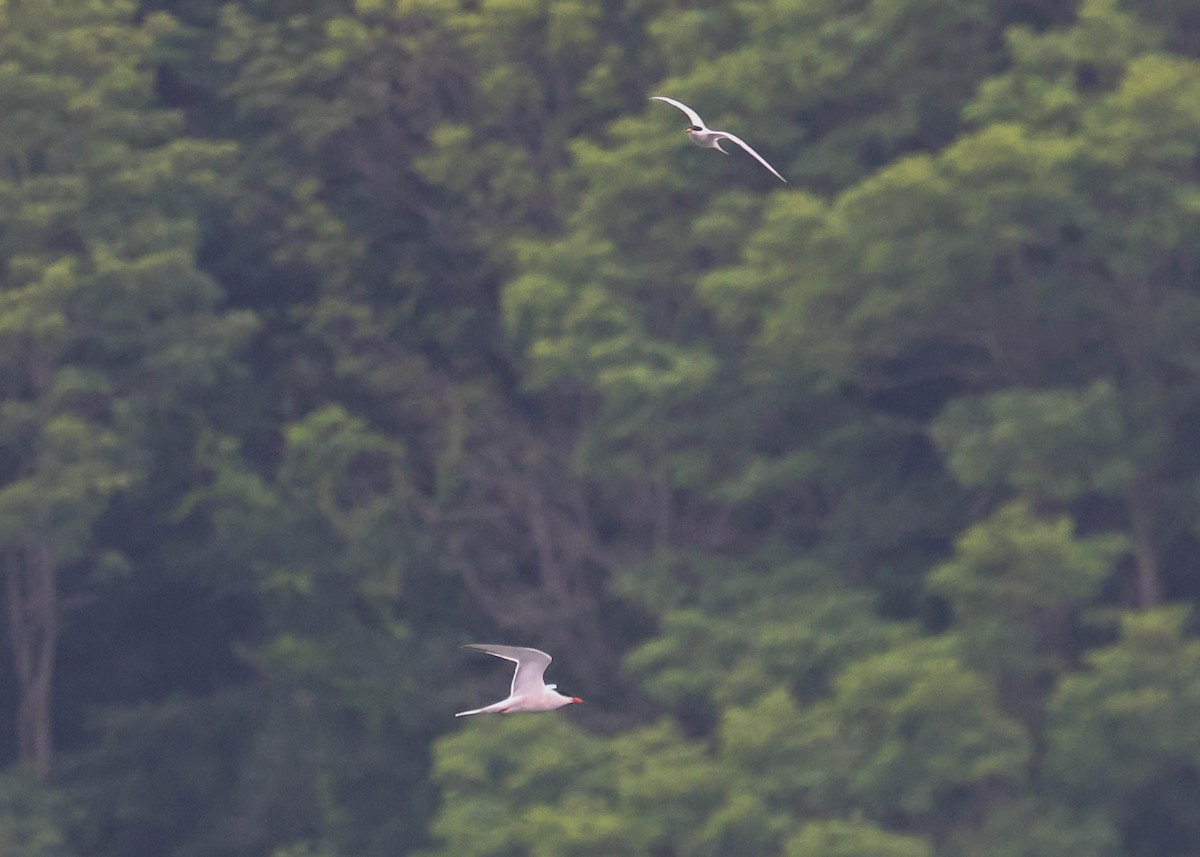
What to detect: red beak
<box><xmin>571</xmin><ymin>697</ymin><xmax>584</xmax><ymax>704</ymax></box>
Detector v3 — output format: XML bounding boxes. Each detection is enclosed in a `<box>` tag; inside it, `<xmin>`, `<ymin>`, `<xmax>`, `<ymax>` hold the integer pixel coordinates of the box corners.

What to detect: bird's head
<box><xmin>686</xmin><ymin>125</ymin><xmax>702</xmax><ymax>135</ymax></box>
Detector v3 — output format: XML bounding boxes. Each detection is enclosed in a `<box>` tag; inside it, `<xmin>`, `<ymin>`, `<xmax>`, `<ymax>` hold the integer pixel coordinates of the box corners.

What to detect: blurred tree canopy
<box><xmin>1</xmin><ymin>0</ymin><xmax>1200</xmax><ymax>855</ymax></box>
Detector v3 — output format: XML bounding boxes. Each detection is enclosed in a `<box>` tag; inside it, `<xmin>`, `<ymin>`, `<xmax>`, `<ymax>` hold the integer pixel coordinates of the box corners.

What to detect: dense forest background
<box><xmin>3</xmin><ymin>0</ymin><xmax>1200</xmax><ymax>854</ymax></box>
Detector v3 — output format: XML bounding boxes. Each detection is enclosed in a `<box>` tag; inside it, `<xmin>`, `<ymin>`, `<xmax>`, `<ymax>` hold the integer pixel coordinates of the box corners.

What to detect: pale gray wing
<box><xmin>463</xmin><ymin>644</ymin><xmax>553</xmax><ymax>696</ymax></box>
<box><xmin>713</xmin><ymin>132</ymin><xmax>787</xmax><ymax>183</ymax></box>
<box><xmin>650</xmin><ymin>96</ymin><xmax>706</xmax><ymax>129</ymax></box>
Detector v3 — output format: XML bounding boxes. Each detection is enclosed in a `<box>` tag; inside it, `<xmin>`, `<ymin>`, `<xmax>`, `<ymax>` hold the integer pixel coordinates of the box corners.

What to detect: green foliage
<box><xmin>0</xmin><ymin>0</ymin><xmax>251</xmax><ymax>560</ymax></box>
<box><xmin>930</xmin><ymin>501</ymin><xmax>1126</xmax><ymax>679</ymax></box>
<box><xmin>429</xmin><ymin>638</ymin><xmax>1030</xmax><ymax>856</ymax></box>
<box><xmin>810</xmin><ymin>639</ymin><xmax>1031</xmax><ymax>820</ymax></box>
<box><xmin>624</xmin><ymin>556</ymin><xmax>911</xmax><ymax>708</ymax></box>
<box><xmin>956</xmin><ymin>798</ymin><xmax>1120</xmax><ymax>857</ymax></box>
<box><xmin>0</xmin><ymin>771</ymin><xmax>76</xmax><ymax>857</ymax></box>
<box><xmin>690</xmin><ymin>0</ymin><xmax>1009</xmax><ymax>189</ymax></box>
<box><xmin>0</xmin><ymin>0</ymin><xmax>255</xmax><ymax>781</ymax></box>
<box><xmin>4</xmin><ymin>0</ymin><xmax>1200</xmax><ymax>856</ymax></box>
<box><xmin>966</xmin><ymin>0</ymin><xmax>1162</xmax><ymax>130</ymax></box>
<box><xmin>1048</xmin><ymin>607</ymin><xmax>1200</xmax><ymax>797</ymax></box>
<box><xmin>62</xmin><ymin>693</ymin><xmax>255</xmax><ymax>857</ymax></box>
<box><xmin>431</xmin><ymin>716</ymin><xmax>724</xmax><ymax>857</ymax></box>
<box><xmin>932</xmin><ymin>381</ymin><xmax>1136</xmax><ymax>501</ymax></box>
<box><xmin>1045</xmin><ymin>607</ymin><xmax>1200</xmax><ymax>856</ymax></box>
<box><xmin>784</xmin><ymin>819</ymin><xmax>931</xmax><ymax>857</ymax></box>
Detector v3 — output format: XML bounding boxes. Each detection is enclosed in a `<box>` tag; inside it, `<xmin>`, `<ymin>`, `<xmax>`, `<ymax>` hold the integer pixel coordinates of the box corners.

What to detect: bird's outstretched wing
<box><xmin>463</xmin><ymin>644</ymin><xmax>553</xmax><ymax>696</ymax></box>
<box><xmin>650</xmin><ymin>96</ymin><xmax>706</xmax><ymax>128</ymax></box>
<box><xmin>714</xmin><ymin>132</ymin><xmax>787</xmax><ymax>183</ymax></box>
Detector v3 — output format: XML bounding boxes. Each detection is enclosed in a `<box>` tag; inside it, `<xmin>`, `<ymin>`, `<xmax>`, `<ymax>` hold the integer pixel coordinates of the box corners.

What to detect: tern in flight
<box><xmin>651</xmin><ymin>96</ymin><xmax>786</xmax><ymax>183</ymax></box>
<box><xmin>455</xmin><ymin>644</ymin><xmax>583</xmax><ymax>716</ymax></box>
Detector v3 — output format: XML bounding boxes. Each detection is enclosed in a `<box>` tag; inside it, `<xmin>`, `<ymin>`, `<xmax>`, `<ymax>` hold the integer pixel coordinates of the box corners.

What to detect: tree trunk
<box><xmin>5</xmin><ymin>538</ymin><xmax>58</xmax><ymax>778</ymax></box>
<box><xmin>1127</xmin><ymin>481</ymin><xmax>1161</xmax><ymax>608</ymax></box>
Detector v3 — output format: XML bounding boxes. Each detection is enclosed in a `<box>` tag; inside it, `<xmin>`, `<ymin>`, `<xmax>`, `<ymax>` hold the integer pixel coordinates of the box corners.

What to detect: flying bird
<box><xmin>651</xmin><ymin>96</ymin><xmax>786</xmax><ymax>183</ymax></box>
<box><xmin>455</xmin><ymin>644</ymin><xmax>583</xmax><ymax>716</ymax></box>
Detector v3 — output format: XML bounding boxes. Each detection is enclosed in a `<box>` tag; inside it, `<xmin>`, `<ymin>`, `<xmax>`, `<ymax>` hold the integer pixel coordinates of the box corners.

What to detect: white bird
<box><xmin>651</xmin><ymin>96</ymin><xmax>786</xmax><ymax>183</ymax></box>
<box><xmin>455</xmin><ymin>644</ymin><xmax>583</xmax><ymax>717</ymax></box>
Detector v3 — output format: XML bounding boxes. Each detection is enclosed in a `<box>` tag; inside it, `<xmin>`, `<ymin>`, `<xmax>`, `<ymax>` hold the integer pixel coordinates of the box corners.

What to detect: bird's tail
<box><xmin>454</xmin><ymin>706</ymin><xmax>488</xmax><ymax>717</ymax></box>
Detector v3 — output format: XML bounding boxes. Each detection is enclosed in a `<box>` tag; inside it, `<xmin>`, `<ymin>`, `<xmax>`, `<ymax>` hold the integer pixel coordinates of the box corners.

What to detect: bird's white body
<box><xmin>687</xmin><ymin>128</ymin><xmax>734</xmax><ymax>152</ymax></box>
<box><xmin>650</xmin><ymin>96</ymin><xmax>786</xmax><ymax>183</ymax></box>
<box><xmin>455</xmin><ymin>644</ymin><xmax>583</xmax><ymax>717</ymax></box>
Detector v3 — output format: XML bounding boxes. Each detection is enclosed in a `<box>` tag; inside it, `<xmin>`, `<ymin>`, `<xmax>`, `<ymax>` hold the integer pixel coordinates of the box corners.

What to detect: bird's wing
<box><xmin>463</xmin><ymin>644</ymin><xmax>553</xmax><ymax>696</ymax></box>
<box><xmin>650</xmin><ymin>96</ymin><xmax>706</xmax><ymax>128</ymax></box>
<box><xmin>713</xmin><ymin>132</ymin><xmax>787</xmax><ymax>183</ymax></box>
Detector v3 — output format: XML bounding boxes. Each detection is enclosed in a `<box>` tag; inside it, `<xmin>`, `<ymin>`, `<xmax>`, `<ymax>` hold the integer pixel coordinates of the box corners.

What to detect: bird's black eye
<box><xmin>688</xmin><ymin>125</ymin><xmax>702</xmax><ymax>131</ymax></box>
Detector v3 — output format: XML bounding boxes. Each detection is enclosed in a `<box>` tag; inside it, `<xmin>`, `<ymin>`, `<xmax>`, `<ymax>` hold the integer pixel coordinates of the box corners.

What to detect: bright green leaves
<box><xmin>283</xmin><ymin>405</ymin><xmax>410</xmax><ymax>517</ymax></box>
<box><xmin>433</xmin><ymin>1</ymin><xmax>1200</xmax><ymax>855</ymax></box>
<box><xmin>432</xmin><ymin>717</ymin><xmax>723</xmax><ymax>857</ymax></box>
<box><xmin>0</xmin><ymin>0</ymin><xmax>177</xmax><ymax>164</ymax></box>
<box><xmin>1047</xmin><ymin>607</ymin><xmax>1200</xmax><ymax>797</ymax></box>
<box><xmin>4</xmin><ymin>0</ymin><xmax>1199</xmax><ymax>852</ymax></box>
<box><xmin>707</xmin><ymin>0</ymin><xmax>1002</xmax><ymax>188</ymax></box>
<box><xmin>277</xmin><ymin>400</ymin><xmax>417</xmax><ymax>607</ymax></box>
<box><xmin>784</xmin><ymin>819</ymin><xmax>931</xmax><ymax>857</ymax></box>
<box><xmin>450</xmin><ymin>0</ymin><xmax>604</xmax><ymax>112</ymax></box>
<box><xmin>815</xmin><ymin>639</ymin><xmax>1030</xmax><ymax>820</ymax></box>
<box><xmin>934</xmin><ymin>502</ymin><xmax>1123</xmax><ymax>625</ymax></box>
<box><xmin>625</xmin><ymin>557</ymin><xmax>909</xmax><ymax>709</ymax></box>
<box><xmin>1045</xmin><ymin>607</ymin><xmax>1200</xmax><ymax>854</ymax></box>
<box><xmin>418</xmin><ymin>0</ymin><xmax>657</xmax><ymax>244</ymax></box>
<box><xmin>930</xmin><ymin>501</ymin><xmax>1125</xmax><ymax>681</ymax></box>
<box><xmin>0</xmin><ymin>0</ymin><xmax>252</xmax><ymax>557</ymax></box>
<box><xmin>215</xmin><ymin>0</ymin><xmax>481</xmax><ymax>353</ymax></box>
<box><xmin>504</xmin><ymin>229</ymin><xmax>720</xmax><ymax>480</ymax></box>
<box><xmin>966</xmin><ymin>0</ymin><xmax>1162</xmax><ymax>130</ymax></box>
<box><xmin>188</xmin><ymin>403</ymin><xmax>416</xmax><ymax>663</ymax></box>
<box><xmin>1081</xmin><ymin>53</ymin><xmax>1200</xmax><ymax>279</ymax></box>
<box><xmin>0</xmin><ymin>0</ymin><xmax>253</xmax><ymax>777</ymax></box>
<box><xmin>745</xmin><ymin>121</ymin><xmax>1086</xmax><ymax>390</ymax></box>
<box><xmin>432</xmin><ymin>639</ymin><xmax>1029</xmax><ymax>856</ymax></box>
<box><xmin>176</xmin><ymin>408</ymin><xmax>429</xmax><ymax>857</ymax></box>
<box><xmin>278</xmin><ymin>404</ymin><xmax>414</xmax><ymax>599</ymax></box>
<box><xmin>698</xmin><ymin>190</ymin><xmax>826</xmax><ymax>334</ymax></box>
<box><xmin>0</xmin><ymin>411</ymin><xmax>136</xmax><ymax>561</ymax></box>
<box><xmin>731</xmin><ymin>10</ymin><xmax>1200</xmax><ymax>396</ymax></box>
<box><xmin>932</xmin><ymin>382</ymin><xmax>1136</xmax><ymax>502</ymax></box>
